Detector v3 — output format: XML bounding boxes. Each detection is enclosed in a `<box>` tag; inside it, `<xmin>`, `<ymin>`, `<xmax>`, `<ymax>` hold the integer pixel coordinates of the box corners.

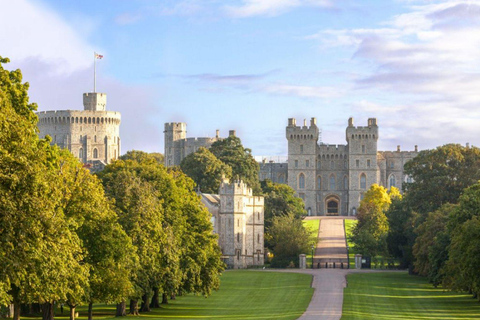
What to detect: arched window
<box><xmin>329</xmin><ymin>175</ymin><xmax>335</xmax><ymax>190</ymax></box>
<box><xmin>344</xmin><ymin>176</ymin><xmax>348</xmax><ymax>189</ymax></box>
<box><xmin>299</xmin><ymin>173</ymin><xmax>305</xmax><ymax>189</ymax></box>
<box><xmin>79</xmin><ymin>148</ymin><xmax>83</xmax><ymax>159</ymax></box>
<box><xmin>389</xmin><ymin>174</ymin><xmax>396</xmax><ymax>189</ymax></box>
<box><xmin>317</xmin><ymin>176</ymin><xmax>322</xmax><ymax>189</ymax></box>
<box><xmin>94</xmin><ymin>135</ymin><xmax>97</xmax><ymax>142</ymax></box>
<box><xmin>278</xmin><ymin>174</ymin><xmax>284</xmax><ymax>184</ymax></box>
<box><xmin>360</xmin><ymin>173</ymin><xmax>366</xmax><ymax>189</ymax></box>
<box><xmin>93</xmin><ymin>148</ymin><xmax>98</xmax><ymax>158</ymax></box>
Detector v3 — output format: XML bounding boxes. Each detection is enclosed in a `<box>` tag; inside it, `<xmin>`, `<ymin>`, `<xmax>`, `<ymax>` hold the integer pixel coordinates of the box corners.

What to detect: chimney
<box><xmin>216</xmin><ymin>129</ymin><xmax>219</xmax><ymax>138</ymax></box>
<box><xmin>415</xmin><ymin>145</ymin><xmax>418</xmax><ymax>152</ymax></box>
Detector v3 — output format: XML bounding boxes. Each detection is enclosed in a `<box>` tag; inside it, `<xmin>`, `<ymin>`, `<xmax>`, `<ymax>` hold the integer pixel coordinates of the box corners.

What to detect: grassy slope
<box><xmin>303</xmin><ymin>219</ymin><xmax>320</xmax><ymax>268</ymax></box>
<box><xmin>21</xmin><ymin>271</ymin><xmax>313</xmax><ymax>320</ymax></box>
<box><xmin>342</xmin><ymin>272</ymin><xmax>480</xmax><ymax>320</ymax></box>
<box><xmin>344</xmin><ymin>219</ymin><xmax>357</xmax><ymax>269</ymax></box>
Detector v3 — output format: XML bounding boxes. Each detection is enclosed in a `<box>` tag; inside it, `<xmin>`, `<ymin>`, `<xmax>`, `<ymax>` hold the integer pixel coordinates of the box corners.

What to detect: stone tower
<box><xmin>217</xmin><ymin>179</ymin><xmax>264</xmax><ymax>269</ymax></box>
<box><xmin>164</xmin><ymin>122</ymin><xmax>187</xmax><ymax>167</ymax></box>
<box><xmin>286</xmin><ymin>118</ymin><xmax>320</xmax><ymax>216</ymax></box>
<box><xmin>345</xmin><ymin>117</ymin><xmax>379</xmax><ymax>213</ymax></box>
<box><xmin>37</xmin><ymin>92</ymin><xmax>121</xmax><ymax>170</ymax></box>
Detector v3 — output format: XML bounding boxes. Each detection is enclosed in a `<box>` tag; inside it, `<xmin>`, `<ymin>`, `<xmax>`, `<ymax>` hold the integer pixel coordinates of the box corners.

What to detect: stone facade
<box><xmin>164</xmin><ymin>122</ymin><xmax>231</xmax><ymax>167</ymax></box>
<box><xmin>200</xmin><ymin>179</ymin><xmax>264</xmax><ymax>269</ymax></box>
<box><xmin>258</xmin><ymin>117</ymin><xmax>418</xmax><ymax>216</ymax></box>
<box><xmin>37</xmin><ymin>92</ymin><xmax>121</xmax><ymax>170</ymax></box>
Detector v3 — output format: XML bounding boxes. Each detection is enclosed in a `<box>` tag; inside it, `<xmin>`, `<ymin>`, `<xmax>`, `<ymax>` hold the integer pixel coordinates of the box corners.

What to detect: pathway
<box><xmin>312</xmin><ymin>217</ymin><xmax>349</xmax><ymax>268</ymax></box>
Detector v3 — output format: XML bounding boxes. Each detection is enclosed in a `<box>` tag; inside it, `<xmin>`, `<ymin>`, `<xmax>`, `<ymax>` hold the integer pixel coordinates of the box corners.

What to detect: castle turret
<box><xmin>286</xmin><ymin>117</ymin><xmax>319</xmax><ymax>214</ymax></box>
<box><xmin>345</xmin><ymin>117</ymin><xmax>379</xmax><ymax>214</ymax></box>
<box><xmin>164</xmin><ymin>122</ymin><xmax>187</xmax><ymax>167</ymax></box>
<box><xmin>83</xmin><ymin>92</ymin><xmax>106</xmax><ymax>111</ymax></box>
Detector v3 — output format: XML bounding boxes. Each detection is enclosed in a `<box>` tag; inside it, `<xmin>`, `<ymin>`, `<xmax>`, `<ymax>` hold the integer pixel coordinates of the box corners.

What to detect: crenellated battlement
<box><xmin>286</xmin><ymin>117</ymin><xmax>320</xmax><ymax>141</ymax></box>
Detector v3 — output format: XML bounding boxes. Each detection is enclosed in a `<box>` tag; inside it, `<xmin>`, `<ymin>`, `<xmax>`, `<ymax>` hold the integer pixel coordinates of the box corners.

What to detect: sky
<box><xmin>1</xmin><ymin>0</ymin><xmax>480</xmax><ymax>157</ymax></box>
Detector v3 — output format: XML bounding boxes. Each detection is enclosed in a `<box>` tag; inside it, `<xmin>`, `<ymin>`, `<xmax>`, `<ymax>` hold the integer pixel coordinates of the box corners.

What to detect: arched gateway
<box><xmin>325</xmin><ymin>196</ymin><xmax>340</xmax><ymax>216</ymax></box>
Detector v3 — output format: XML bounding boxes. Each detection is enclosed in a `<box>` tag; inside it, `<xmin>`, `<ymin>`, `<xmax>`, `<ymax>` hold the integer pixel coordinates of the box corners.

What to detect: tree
<box><xmin>404</xmin><ymin>144</ymin><xmax>480</xmax><ymax>217</ymax></box>
<box><xmin>209</xmin><ymin>135</ymin><xmax>261</xmax><ymax>194</ymax></box>
<box><xmin>261</xmin><ymin>179</ymin><xmax>305</xmax><ymax>230</ymax></box>
<box><xmin>351</xmin><ymin>184</ymin><xmax>398</xmax><ymax>259</ymax></box>
<box><xmin>412</xmin><ymin>204</ymin><xmax>452</xmax><ymax>284</ymax></box>
<box><xmin>180</xmin><ymin>147</ymin><xmax>232</xmax><ymax>194</ymax></box>
<box><xmin>267</xmin><ymin>213</ymin><xmax>315</xmax><ymax>268</ymax></box>
<box><xmin>0</xmin><ymin>57</ymin><xmax>88</xmax><ymax>320</ymax></box>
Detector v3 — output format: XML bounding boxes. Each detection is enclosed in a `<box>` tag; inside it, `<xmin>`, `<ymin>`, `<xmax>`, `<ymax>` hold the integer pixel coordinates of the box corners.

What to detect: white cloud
<box><xmin>225</xmin><ymin>0</ymin><xmax>331</xmax><ymax>18</ymax></box>
<box><xmin>0</xmin><ymin>0</ymin><xmax>97</xmax><ymax>74</ymax></box>
<box><xmin>262</xmin><ymin>84</ymin><xmax>343</xmax><ymax>99</ymax></box>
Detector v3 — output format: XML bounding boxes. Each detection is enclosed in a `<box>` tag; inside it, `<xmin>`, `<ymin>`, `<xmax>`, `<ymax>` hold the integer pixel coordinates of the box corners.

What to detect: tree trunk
<box><xmin>129</xmin><ymin>300</ymin><xmax>139</xmax><ymax>315</ymax></box>
<box><xmin>88</xmin><ymin>302</ymin><xmax>93</xmax><ymax>320</ymax></box>
<box><xmin>115</xmin><ymin>301</ymin><xmax>126</xmax><ymax>317</ymax></box>
<box><xmin>140</xmin><ymin>294</ymin><xmax>150</xmax><ymax>313</ymax></box>
<box><xmin>13</xmin><ymin>302</ymin><xmax>21</xmax><ymax>320</ymax></box>
<box><xmin>68</xmin><ymin>304</ymin><xmax>76</xmax><ymax>320</ymax></box>
<box><xmin>161</xmin><ymin>293</ymin><xmax>168</xmax><ymax>305</ymax></box>
<box><xmin>150</xmin><ymin>288</ymin><xmax>160</xmax><ymax>308</ymax></box>
<box><xmin>41</xmin><ymin>302</ymin><xmax>54</xmax><ymax>320</ymax></box>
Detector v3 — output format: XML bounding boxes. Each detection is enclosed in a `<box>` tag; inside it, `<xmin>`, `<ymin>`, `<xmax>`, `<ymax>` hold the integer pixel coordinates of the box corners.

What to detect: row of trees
<box><xmin>352</xmin><ymin>144</ymin><xmax>480</xmax><ymax>299</ymax></box>
<box><xmin>179</xmin><ymin>135</ymin><xmax>313</xmax><ymax>267</ymax></box>
<box><xmin>0</xmin><ymin>58</ymin><xmax>224</xmax><ymax>320</ymax></box>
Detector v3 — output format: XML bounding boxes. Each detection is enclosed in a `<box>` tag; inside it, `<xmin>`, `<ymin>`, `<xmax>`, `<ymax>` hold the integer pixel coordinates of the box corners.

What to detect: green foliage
<box><xmin>261</xmin><ymin>179</ymin><xmax>305</xmax><ymax>229</ymax></box>
<box><xmin>267</xmin><ymin>213</ymin><xmax>315</xmax><ymax>267</ymax></box>
<box><xmin>180</xmin><ymin>147</ymin><xmax>232</xmax><ymax>194</ymax></box>
<box><xmin>351</xmin><ymin>184</ymin><xmax>398</xmax><ymax>258</ymax></box>
<box><xmin>404</xmin><ymin>144</ymin><xmax>480</xmax><ymax>216</ymax></box>
<box><xmin>385</xmin><ymin>199</ymin><xmax>415</xmax><ymax>269</ymax></box>
<box><xmin>209</xmin><ymin>135</ymin><xmax>261</xmax><ymax>194</ymax></box>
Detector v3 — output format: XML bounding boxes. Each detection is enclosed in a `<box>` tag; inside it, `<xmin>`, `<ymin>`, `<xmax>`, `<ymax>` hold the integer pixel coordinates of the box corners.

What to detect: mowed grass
<box><xmin>303</xmin><ymin>218</ymin><xmax>320</xmax><ymax>268</ymax></box>
<box><xmin>342</xmin><ymin>272</ymin><xmax>480</xmax><ymax>320</ymax></box>
<box><xmin>344</xmin><ymin>219</ymin><xmax>357</xmax><ymax>269</ymax></box>
<box><xmin>19</xmin><ymin>271</ymin><xmax>313</xmax><ymax>320</ymax></box>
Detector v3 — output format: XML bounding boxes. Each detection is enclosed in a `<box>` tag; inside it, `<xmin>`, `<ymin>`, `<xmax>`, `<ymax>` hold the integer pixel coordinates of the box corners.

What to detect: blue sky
<box><xmin>2</xmin><ymin>0</ymin><xmax>480</xmax><ymax>156</ymax></box>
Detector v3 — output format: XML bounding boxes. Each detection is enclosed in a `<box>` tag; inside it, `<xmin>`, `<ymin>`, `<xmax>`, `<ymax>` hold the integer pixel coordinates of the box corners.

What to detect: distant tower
<box><xmin>164</xmin><ymin>122</ymin><xmax>187</xmax><ymax>167</ymax></box>
<box><xmin>286</xmin><ymin>118</ymin><xmax>320</xmax><ymax>215</ymax></box>
<box><xmin>36</xmin><ymin>92</ymin><xmax>121</xmax><ymax>171</ymax></box>
<box><xmin>345</xmin><ymin>117</ymin><xmax>379</xmax><ymax>214</ymax></box>
<box><xmin>218</xmin><ymin>179</ymin><xmax>264</xmax><ymax>269</ymax></box>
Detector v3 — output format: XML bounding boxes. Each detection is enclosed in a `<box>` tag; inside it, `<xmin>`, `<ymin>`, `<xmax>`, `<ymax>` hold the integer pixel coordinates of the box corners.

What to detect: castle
<box><xmin>200</xmin><ymin>179</ymin><xmax>264</xmax><ymax>269</ymax></box>
<box><xmin>165</xmin><ymin>118</ymin><xmax>418</xmax><ymax>216</ymax></box>
<box><xmin>36</xmin><ymin>92</ymin><xmax>121</xmax><ymax>170</ymax></box>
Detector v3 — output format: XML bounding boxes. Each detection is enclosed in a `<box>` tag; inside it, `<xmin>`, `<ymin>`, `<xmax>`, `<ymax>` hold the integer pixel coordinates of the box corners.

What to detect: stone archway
<box><xmin>325</xmin><ymin>196</ymin><xmax>340</xmax><ymax>216</ymax></box>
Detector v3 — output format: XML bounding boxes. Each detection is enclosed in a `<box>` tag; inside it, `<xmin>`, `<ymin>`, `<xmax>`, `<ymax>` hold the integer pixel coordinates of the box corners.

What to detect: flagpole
<box><xmin>94</xmin><ymin>52</ymin><xmax>96</xmax><ymax>93</ymax></box>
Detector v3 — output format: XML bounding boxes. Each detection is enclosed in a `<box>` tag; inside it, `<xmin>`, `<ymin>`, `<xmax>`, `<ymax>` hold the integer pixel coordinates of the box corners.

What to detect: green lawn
<box><xmin>342</xmin><ymin>272</ymin><xmax>480</xmax><ymax>320</ymax></box>
<box><xmin>344</xmin><ymin>219</ymin><xmax>357</xmax><ymax>269</ymax></box>
<box><xmin>303</xmin><ymin>219</ymin><xmax>320</xmax><ymax>268</ymax></box>
<box><xmin>17</xmin><ymin>271</ymin><xmax>313</xmax><ymax>320</ymax></box>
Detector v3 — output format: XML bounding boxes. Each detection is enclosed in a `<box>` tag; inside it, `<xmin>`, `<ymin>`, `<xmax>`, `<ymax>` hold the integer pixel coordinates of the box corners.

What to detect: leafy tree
<box><xmin>267</xmin><ymin>213</ymin><xmax>315</xmax><ymax>268</ymax></box>
<box><xmin>351</xmin><ymin>184</ymin><xmax>398</xmax><ymax>259</ymax></box>
<box><xmin>0</xmin><ymin>57</ymin><xmax>88</xmax><ymax>320</ymax></box>
<box><xmin>180</xmin><ymin>147</ymin><xmax>232</xmax><ymax>194</ymax></box>
<box><xmin>404</xmin><ymin>144</ymin><xmax>480</xmax><ymax>217</ymax></box>
<box><xmin>209</xmin><ymin>135</ymin><xmax>261</xmax><ymax>194</ymax></box>
<box><xmin>261</xmin><ymin>179</ymin><xmax>305</xmax><ymax>230</ymax></box>
<box><xmin>412</xmin><ymin>204</ymin><xmax>452</xmax><ymax>285</ymax></box>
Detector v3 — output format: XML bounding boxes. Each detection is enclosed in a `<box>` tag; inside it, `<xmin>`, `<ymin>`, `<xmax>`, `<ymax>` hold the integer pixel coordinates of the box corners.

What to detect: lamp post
<box><xmin>311</xmin><ymin>245</ymin><xmax>315</xmax><ymax>269</ymax></box>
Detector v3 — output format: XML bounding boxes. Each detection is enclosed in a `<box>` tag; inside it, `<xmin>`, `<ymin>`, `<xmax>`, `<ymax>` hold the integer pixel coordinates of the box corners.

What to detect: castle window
<box><xmin>237</xmin><ymin>250</ymin><xmax>240</xmax><ymax>260</ymax></box>
<box><xmin>344</xmin><ymin>160</ymin><xmax>348</xmax><ymax>169</ymax></box>
<box><xmin>278</xmin><ymin>174</ymin><xmax>284</xmax><ymax>184</ymax></box>
<box><xmin>362</xmin><ymin>145</ymin><xmax>365</xmax><ymax>153</ymax></box>
<box><xmin>317</xmin><ymin>161</ymin><xmax>321</xmax><ymax>169</ymax></box>
<box><xmin>299</xmin><ymin>173</ymin><xmax>305</xmax><ymax>189</ymax></box>
<box><xmin>389</xmin><ymin>174</ymin><xmax>396</xmax><ymax>189</ymax></box>
<box><xmin>258</xmin><ymin>212</ymin><xmax>260</xmax><ymax>220</ymax></box>
<box><xmin>257</xmin><ymin>233</ymin><xmax>260</xmax><ymax>243</ymax></box>
<box><xmin>79</xmin><ymin>148</ymin><xmax>83</xmax><ymax>159</ymax></box>
<box><xmin>329</xmin><ymin>175</ymin><xmax>335</xmax><ymax>190</ymax></box>
<box><xmin>360</xmin><ymin>173</ymin><xmax>366</xmax><ymax>189</ymax></box>
<box><xmin>94</xmin><ymin>135</ymin><xmax>97</xmax><ymax>142</ymax></box>
<box><xmin>390</xmin><ymin>161</ymin><xmax>394</xmax><ymax>168</ymax></box>
<box><xmin>356</xmin><ymin>160</ymin><xmax>359</xmax><ymax>168</ymax></box>
<box><xmin>367</xmin><ymin>159</ymin><xmax>371</xmax><ymax>167</ymax></box>
<box><xmin>237</xmin><ymin>233</ymin><xmax>240</xmax><ymax>242</ymax></box>
<box><xmin>344</xmin><ymin>176</ymin><xmax>348</xmax><ymax>189</ymax></box>
<box><xmin>317</xmin><ymin>176</ymin><xmax>322</xmax><ymax>189</ymax></box>
<box><xmin>306</xmin><ymin>160</ymin><xmax>309</xmax><ymax>167</ymax></box>
<box><xmin>295</xmin><ymin>160</ymin><xmax>298</xmax><ymax>168</ymax></box>
<box><xmin>300</xmin><ymin>145</ymin><xmax>304</xmax><ymax>153</ymax></box>
<box><xmin>93</xmin><ymin>148</ymin><xmax>98</xmax><ymax>159</ymax></box>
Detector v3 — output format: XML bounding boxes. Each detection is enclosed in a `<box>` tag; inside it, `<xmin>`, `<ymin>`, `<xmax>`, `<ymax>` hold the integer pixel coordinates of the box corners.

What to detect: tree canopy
<box><xmin>180</xmin><ymin>147</ymin><xmax>232</xmax><ymax>194</ymax></box>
